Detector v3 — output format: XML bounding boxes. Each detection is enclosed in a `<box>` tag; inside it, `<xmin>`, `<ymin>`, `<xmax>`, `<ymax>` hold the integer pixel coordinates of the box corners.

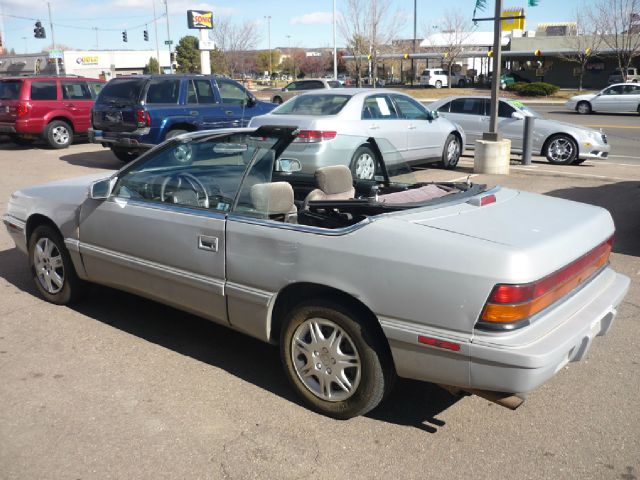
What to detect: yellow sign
<box><xmin>187</xmin><ymin>10</ymin><xmax>213</xmax><ymax>29</ymax></box>
<box><xmin>501</xmin><ymin>8</ymin><xmax>525</xmax><ymax>31</ymax></box>
<box><xmin>76</xmin><ymin>56</ymin><xmax>99</xmax><ymax>65</ymax></box>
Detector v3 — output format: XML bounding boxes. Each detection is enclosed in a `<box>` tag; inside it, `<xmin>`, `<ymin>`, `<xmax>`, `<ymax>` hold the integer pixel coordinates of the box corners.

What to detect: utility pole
<box><xmin>152</xmin><ymin>0</ymin><xmax>161</xmax><ymax>73</ymax></box>
<box><xmin>264</xmin><ymin>16</ymin><xmax>271</xmax><ymax>84</ymax></box>
<box><xmin>93</xmin><ymin>27</ymin><xmax>99</xmax><ymax>49</ymax></box>
<box><xmin>163</xmin><ymin>0</ymin><xmax>173</xmax><ymax>73</ymax></box>
<box><xmin>412</xmin><ymin>0</ymin><xmax>416</xmax><ymax>86</ymax></box>
<box><xmin>47</xmin><ymin>2</ymin><xmax>59</xmax><ymax>75</ymax></box>
<box><xmin>484</xmin><ymin>0</ymin><xmax>503</xmax><ymax>141</ymax></box>
<box><xmin>332</xmin><ymin>0</ymin><xmax>337</xmax><ymax>80</ymax></box>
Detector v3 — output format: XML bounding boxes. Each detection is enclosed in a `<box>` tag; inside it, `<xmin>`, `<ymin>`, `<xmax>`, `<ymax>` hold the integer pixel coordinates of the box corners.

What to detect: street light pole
<box><xmin>412</xmin><ymin>0</ymin><xmax>416</xmax><ymax>86</ymax></box>
<box><xmin>333</xmin><ymin>0</ymin><xmax>337</xmax><ymax>80</ymax></box>
<box><xmin>264</xmin><ymin>16</ymin><xmax>271</xmax><ymax>84</ymax></box>
<box><xmin>93</xmin><ymin>27</ymin><xmax>99</xmax><ymax>49</ymax></box>
<box><xmin>47</xmin><ymin>2</ymin><xmax>59</xmax><ymax>75</ymax></box>
<box><xmin>163</xmin><ymin>0</ymin><xmax>173</xmax><ymax>73</ymax></box>
<box><xmin>152</xmin><ymin>0</ymin><xmax>161</xmax><ymax>73</ymax></box>
<box><xmin>484</xmin><ymin>0</ymin><xmax>503</xmax><ymax>141</ymax></box>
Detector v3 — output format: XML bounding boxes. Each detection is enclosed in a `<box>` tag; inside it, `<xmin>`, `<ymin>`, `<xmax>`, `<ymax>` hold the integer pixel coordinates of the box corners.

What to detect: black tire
<box><xmin>280</xmin><ymin>300</ymin><xmax>395</xmax><ymax>419</ymax></box>
<box><xmin>544</xmin><ymin>134</ymin><xmax>578</xmax><ymax>165</ymax></box>
<box><xmin>441</xmin><ymin>133</ymin><xmax>461</xmax><ymax>169</ymax></box>
<box><xmin>272</xmin><ymin>96</ymin><xmax>283</xmax><ymax>104</ymax></box>
<box><xmin>44</xmin><ymin>120</ymin><xmax>73</xmax><ymax>149</ymax></box>
<box><xmin>573</xmin><ymin>158</ymin><xmax>587</xmax><ymax>165</ymax></box>
<box><xmin>28</xmin><ymin>225</ymin><xmax>85</xmax><ymax>305</ymax></box>
<box><xmin>435</xmin><ymin>80</ymin><xmax>442</xmax><ymax>89</ymax></box>
<box><xmin>110</xmin><ymin>147</ymin><xmax>140</xmax><ymax>163</ymax></box>
<box><xmin>349</xmin><ymin>145</ymin><xmax>377</xmax><ymax>180</ymax></box>
<box><xmin>165</xmin><ymin>129</ymin><xmax>188</xmax><ymax>141</ymax></box>
<box><xmin>458</xmin><ymin>79</ymin><xmax>466</xmax><ymax>87</ymax></box>
<box><xmin>11</xmin><ymin>136</ymin><xmax>35</xmax><ymax>146</ymax></box>
<box><xmin>576</xmin><ymin>101</ymin><xmax>592</xmax><ymax>115</ymax></box>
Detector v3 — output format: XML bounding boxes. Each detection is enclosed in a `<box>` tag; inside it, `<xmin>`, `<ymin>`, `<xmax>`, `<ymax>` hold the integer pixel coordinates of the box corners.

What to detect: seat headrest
<box><xmin>315</xmin><ymin>165</ymin><xmax>353</xmax><ymax>195</ymax></box>
<box><xmin>250</xmin><ymin>182</ymin><xmax>295</xmax><ymax>214</ymax></box>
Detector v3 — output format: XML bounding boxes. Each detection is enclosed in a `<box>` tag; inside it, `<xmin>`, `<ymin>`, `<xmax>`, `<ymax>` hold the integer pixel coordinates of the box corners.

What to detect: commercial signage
<box><xmin>187</xmin><ymin>10</ymin><xmax>213</xmax><ymax>29</ymax></box>
<box><xmin>76</xmin><ymin>55</ymin><xmax>99</xmax><ymax>65</ymax></box>
<box><xmin>48</xmin><ymin>49</ymin><xmax>63</xmax><ymax>59</ymax></box>
<box><xmin>199</xmin><ymin>39</ymin><xmax>216</xmax><ymax>51</ymax></box>
<box><xmin>501</xmin><ymin>8</ymin><xmax>525</xmax><ymax>31</ymax></box>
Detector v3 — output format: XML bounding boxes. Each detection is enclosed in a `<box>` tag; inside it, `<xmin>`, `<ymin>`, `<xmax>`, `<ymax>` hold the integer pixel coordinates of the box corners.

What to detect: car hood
<box><xmin>568</xmin><ymin>93</ymin><xmax>597</xmax><ymax>102</ymax></box>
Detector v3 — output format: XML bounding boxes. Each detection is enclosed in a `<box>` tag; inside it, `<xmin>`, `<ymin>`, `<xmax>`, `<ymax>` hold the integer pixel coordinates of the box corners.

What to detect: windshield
<box><xmin>97</xmin><ymin>78</ymin><xmax>146</xmax><ymax>105</ymax></box>
<box><xmin>273</xmin><ymin>94</ymin><xmax>351</xmax><ymax>115</ymax></box>
<box><xmin>508</xmin><ymin>100</ymin><xmax>541</xmax><ymax>118</ymax></box>
<box><xmin>0</xmin><ymin>80</ymin><xmax>22</xmax><ymax>100</ymax></box>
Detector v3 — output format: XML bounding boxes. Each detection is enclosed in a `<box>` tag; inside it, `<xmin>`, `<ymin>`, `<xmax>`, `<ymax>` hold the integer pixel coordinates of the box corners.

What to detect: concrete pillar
<box><xmin>474</xmin><ymin>139</ymin><xmax>511</xmax><ymax>174</ymax></box>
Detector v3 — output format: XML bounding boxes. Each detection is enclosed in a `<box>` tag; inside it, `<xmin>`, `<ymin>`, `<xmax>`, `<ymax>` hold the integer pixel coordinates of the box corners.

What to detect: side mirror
<box><xmin>511</xmin><ymin>111</ymin><xmax>525</xmax><ymax>120</ymax></box>
<box><xmin>427</xmin><ymin>110</ymin><xmax>439</xmax><ymax>121</ymax></box>
<box><xmin>276</xmin><ymin>158</ymin><xmax>302</xmax><ymax>173</ymax></box>
<box><xmin>89</xmin><ymin>177</ymin><xmax>117</xmax><ymax>200</ymax></box>
<box><xmin>246</xmin><ymin>96</ymin><xmax>257</xmax><ymax>107</ymax></box>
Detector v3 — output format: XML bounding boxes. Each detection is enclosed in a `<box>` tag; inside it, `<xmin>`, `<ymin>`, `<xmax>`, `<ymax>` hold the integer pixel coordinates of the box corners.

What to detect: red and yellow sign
<box><xmin>187</xmin><ymin>10</ymin><xmax>213</xmax><ymax>29</ymax></box>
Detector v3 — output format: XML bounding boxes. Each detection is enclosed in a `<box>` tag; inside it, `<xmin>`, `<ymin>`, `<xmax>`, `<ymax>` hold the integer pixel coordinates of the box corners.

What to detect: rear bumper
<box><xmin>0</xmin><ymin>122</ymin><xmax>16</xmax><ymax>134</ymax></box>
<box><xmin>381</xmin><ymin>267</ymin><xmax>630</xmax><ymax>394</ymax></box>
<box><xmin>88</xmin><ymin>128</ymin><xmax>155</xmax><ymax>149</ymax></box>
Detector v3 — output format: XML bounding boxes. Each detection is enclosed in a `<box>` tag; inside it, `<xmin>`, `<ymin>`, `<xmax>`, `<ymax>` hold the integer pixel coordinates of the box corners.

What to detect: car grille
<box><xmin>601</xmin><ymin>133</ymin><xmax>608</xmax><ymax>144</ymax></box>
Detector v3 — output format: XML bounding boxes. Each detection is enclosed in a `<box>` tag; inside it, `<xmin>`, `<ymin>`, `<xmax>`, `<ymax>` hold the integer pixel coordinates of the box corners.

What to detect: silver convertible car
<box><xmin>429</xmin><ymin>96</ymin><xmax>610</xmax><ymax>165</ymax></box>
<box><xmin>249</xmin><ymin>89</ymin><xmax>465</xmax><ymax>179</ymax></box>
<box><xmin>3</xmin><ymin>126</ymin><xmax>629</xmax><ymax>419</ymax></box>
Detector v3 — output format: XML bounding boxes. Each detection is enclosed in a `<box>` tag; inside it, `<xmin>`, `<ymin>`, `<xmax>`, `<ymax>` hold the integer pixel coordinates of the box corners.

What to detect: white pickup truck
<box><xmin>419</xmin><ymin>69</ymin><xmax>467</xmax><ymax>88</ymax></box>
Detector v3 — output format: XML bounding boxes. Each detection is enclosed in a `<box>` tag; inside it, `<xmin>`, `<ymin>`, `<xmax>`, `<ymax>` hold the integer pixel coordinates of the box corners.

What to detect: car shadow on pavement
<box><xmin>545</xmin><ymin>181</ymin><xmax>640</xmax><ymax>257</ymax></box>
<box><xmin>59</xmin><ymin>150</ymin><xmax>122</xmax><ymax>169</ymax></box>
<box><xmin>0</xmin><ymin>246</ymin><xmax>460</xmax><ymax>430</ymax></box>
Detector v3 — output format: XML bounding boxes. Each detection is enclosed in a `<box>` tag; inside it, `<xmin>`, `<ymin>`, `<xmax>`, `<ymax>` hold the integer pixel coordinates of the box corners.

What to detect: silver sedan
<box><xmin>250</xmin><ymin>89</ymin><xmax>466</xmax><ymax>178</ymax></box>
<box><xmin>429</xmin><ymin>96</ymin><xmax>610</xmax><ymax>165</ymax></box>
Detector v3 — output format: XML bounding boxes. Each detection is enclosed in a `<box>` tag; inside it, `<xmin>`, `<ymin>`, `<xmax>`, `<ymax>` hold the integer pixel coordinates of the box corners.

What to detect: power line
<box><xmin>0</xmin><ymin>12</ymin><xmax>165</xmax><ymax>32</ymax></box>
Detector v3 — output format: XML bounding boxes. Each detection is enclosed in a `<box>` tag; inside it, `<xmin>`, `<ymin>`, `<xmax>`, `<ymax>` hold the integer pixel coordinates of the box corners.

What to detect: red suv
<box><xmin>0</xmin><ymin>76</ymin><xmax>104</xmax><ymax>149</ymax></box>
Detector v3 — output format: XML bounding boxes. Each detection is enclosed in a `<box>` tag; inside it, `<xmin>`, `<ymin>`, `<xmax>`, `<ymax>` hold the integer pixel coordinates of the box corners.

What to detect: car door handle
<box><xmin>225</xmin><ymin>110</ymin><xmax>234</xmax><ymax>115</ymax></box>
<box><xmin>189</xmin><ymin>111</ymin><xmax>199</xmax><ymax>116</ymax></box>
<box><xmin>369</xmin><ymin>124</ymin><xmax>380</xmax><ymax>130</ymax></box>
<box><xmin>198</xmin><ymin>235</ymin><xmax>218</xmax><ymax>252</ymax></box>
<box><xmin>408</xmin><ymin>124</ymin><xmax>417</xmax><ymax>130</ymax></box>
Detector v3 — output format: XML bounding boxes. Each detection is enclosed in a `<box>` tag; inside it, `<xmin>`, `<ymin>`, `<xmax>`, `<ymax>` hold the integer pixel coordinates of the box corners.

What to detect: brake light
<box><xmin>136</xmin><ymin>109</ymin><xmax>151</xmax><ymax>127</ymax></box>
<box><xmin>15</xmin><ymin>102</ymin><xmax>29</xmax><ymax>118</ymax></box>
<box><xmin>478</xmin><ymin>236</ymin><xmax>613</xmax><ymax>329</ymax></box>
<box><xmin>293</xmin><ymin>130</ymin><xmax>337</xmax><ymax>143</ymax></box>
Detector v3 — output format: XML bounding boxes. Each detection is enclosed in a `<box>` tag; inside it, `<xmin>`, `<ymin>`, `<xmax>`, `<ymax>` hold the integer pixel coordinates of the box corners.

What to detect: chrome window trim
<box><xmin>109</xmin><ymin>197</ymin><xmax>228</xmax><ymax>220</ymax></box>
<box><xmin>226</xmin><ymin>213</ymin><xmax>372</xmax><ymax>236</ymax></box>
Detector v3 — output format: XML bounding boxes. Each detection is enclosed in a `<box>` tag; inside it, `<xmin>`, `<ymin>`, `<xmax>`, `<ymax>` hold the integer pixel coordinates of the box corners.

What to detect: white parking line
<box><xmin>510</xmin><ymin>166</ymin><xmax>633</xmax><ymax>182</ymax></box>
<box><xmin>450</xmin><ymin>174</ymin><xmax>478</xmax><ymax>182</ymax></box>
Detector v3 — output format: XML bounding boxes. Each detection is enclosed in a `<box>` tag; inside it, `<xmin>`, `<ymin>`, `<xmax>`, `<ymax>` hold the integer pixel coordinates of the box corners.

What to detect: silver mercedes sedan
<box><xmin>429</xmin><ymin>96</ymin><xmax>610</xmax><ymax>165</ymax></box>
<box><xmin>3</xmin><ymin>126</ymin><xmax>629</xmax><ymax>419</ymax></box>
<box><xmin>249</xmin><ymin>89</ymin><xmax>465</xmax><ymax>179</ymax></box>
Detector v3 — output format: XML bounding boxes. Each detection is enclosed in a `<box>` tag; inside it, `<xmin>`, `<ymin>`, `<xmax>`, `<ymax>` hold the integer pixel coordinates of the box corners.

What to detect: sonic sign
<box><xmin>187</xmin><ymin>10</ymin><xmax>213</xmax><ymax>29</ymax></box>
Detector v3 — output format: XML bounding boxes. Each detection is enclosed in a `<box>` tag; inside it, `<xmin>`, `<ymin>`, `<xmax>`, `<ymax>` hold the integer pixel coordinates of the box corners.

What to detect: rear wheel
<box><xmin>272</xmin><ymin>96</ymin><xmax>283</xmax><ymax>104</ymax></box>
<box><xmin>28</xmin><ymin>225</ymin><xmax>85</xmax><ymax>305</ymax></box>
<box><xmin>457</xmin><ymin>79</ymin><xmax>466</xmax><ymax>87</ymax></box>
<box><xmin>110</xmin><ymin>147</ymin><xmax>140</xmax><ymax>163</ymax></box>
<box><xmin>280</xmin><ymin>300</ymin><xmax>395</xmax><ymax>419</ymax></box>
<box><xmin>441</xmin><ymin>134</ymin><xmax>461</xmax><ymax>169</ymax></box>
<box><xmin>435</xmin><ymin>80</ymin><xmax>442</xmax><ymax>89</ymax></box>
<box><xmin>545</xmin><ymin>134</ymin><xmax>578</xmax><ymax>165</ymax></box>
<box><xmin>350</xmin><ymin>145</ymin><xmax>377</xmax><ymax>180</ymax></box>
<box><xmin>577</xmin><ymin>101</ymin><xmax>592</xmax><ymax>114</ymax></box>
<box><xmin>44</xmin><ymin>120</ymin><xmax>73</xmax><ymax>149</ymax></box>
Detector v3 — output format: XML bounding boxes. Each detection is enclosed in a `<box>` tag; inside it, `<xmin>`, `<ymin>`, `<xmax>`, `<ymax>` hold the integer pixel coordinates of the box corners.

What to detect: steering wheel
<box><xmin>160</xmin><ymin>172</ymin><xmax>210</xmax><ymax>208</ymax></box>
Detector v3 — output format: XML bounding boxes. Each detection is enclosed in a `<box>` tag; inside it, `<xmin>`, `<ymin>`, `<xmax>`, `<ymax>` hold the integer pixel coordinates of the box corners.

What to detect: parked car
<box><xmin>419</xmin><ymin>69</ymin><xmax>467</xmax><ymax>88</ymax></box>
<box><xmin>565</xmin><ymin>83</ymin><xmax>640</xmax><ymax>115</ymax></box>
<box><xmin>271</xmin><ymin>78</ymin><xmax>342</xmax><ymax>104</ymax></box>
<box><xmin>430</xmin><ymin>96</ymin><xmax>610</xmax><ymax>165</ymax></box>
<box><xmin>3</xmin><ymin>125</ymin><xmax>629</xmax><ymax>419</ymax></box>
<box><xmin>500</xmin><ymin>72</ymin><xmax>531</xmax><ymax>89</ymax></box>
<box><xmin>250</xmin><ymin>89</ymin><xmax>465</xmax><ymax>178</ymax></box>
<box><xmin>0</xmin><ymin>75</ymin><xmax>104</xmax><ymax>148</ymax></box>
<box><xmin>607</xmin><ymin>67</ymin><xmax>640</xmax><ymax>84</ymax></box>
<box><xmin>89</xmin><ymin>74</ymin><xmax>275</xmax><ymax>162</ymax></box>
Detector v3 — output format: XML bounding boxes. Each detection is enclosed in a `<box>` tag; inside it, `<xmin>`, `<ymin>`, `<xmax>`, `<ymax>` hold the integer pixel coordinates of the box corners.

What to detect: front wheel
<box><xmin>577</xmin><ymin>101</ymin><xmax>592</xmax><ymax>114</ymax></box>
<box><xmin>434</xmin><ymin>80</ymin><xmax>442</xmax><ymax>89</ymax></box>
<box><xmin>28</xmin><ymin>225</ymin><xmax>85</xmax><ymax>305</ymax></box>
<box><xmin>110</xmin><ymin>147</ymin><xmax>140</xmax><ymax>163</ymax></box>
<box><xmin>280</xmin><ymin>301</ymin><xmax>395</xmax><ymax>419</ymax></box>
<box><xmin>44</xmin><ymin>120</ymin><xmax>73</xmax><ymax>149</ymax></box>
<box><xmin>272</xmin><ymin>96</ymin><xmax>283</xmax><ymax>104</ymax></box>
<box><xmin>545</xmin><ymin>134</ymin><xmax>578</xmax><ymax>165</ymax></box>
<box><xmin>441</xmin><ymin>133</ymin><xmax>461</xmax><ymax>169</ymax></box>
<box><xmin>350</xmin><ymin>145</ymin><xmax>377</xmax><ymax>180</ymax></box>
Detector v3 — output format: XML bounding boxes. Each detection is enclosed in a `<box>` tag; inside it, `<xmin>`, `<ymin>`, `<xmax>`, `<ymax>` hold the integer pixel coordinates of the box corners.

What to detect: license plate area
<box><xmin>105</xmin><ymin>111</ymin><xmax>123</xmax><ymax>123</ymax></box>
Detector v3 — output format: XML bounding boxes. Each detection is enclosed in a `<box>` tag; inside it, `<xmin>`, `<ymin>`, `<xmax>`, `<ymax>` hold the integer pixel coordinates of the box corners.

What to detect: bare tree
<box><xmin>560</xmin><ymin>10</ymin><xmax>603</xmax><ymax>91</ymax></box>
<box><xmin>592</xmin><ymin>0</ymin><xmax>640</xmax><ymax>81</ymax></box>
<box><xmin>212</xmin><ymin>17</ymin><xmax>261</xmax><ymax>77</ymax></box>
<box><xmin>425</xmin><ymin>10</ymin><xmax>476</xmax><ymax>89</ymax></box>
<box><xmin>339</xmin><ymin>0</ymin><xmax>405</xmax><ymax>86</ymax></box>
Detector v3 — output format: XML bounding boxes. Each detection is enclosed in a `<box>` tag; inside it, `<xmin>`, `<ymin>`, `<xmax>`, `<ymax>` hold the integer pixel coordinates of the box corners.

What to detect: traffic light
<box><xmin>122</xmin><ymin>31</ymin><xmax>128</xmax><ymax>42</ymax></box>
<box><xmin>528</xmin><ymin>0</ymin><xmax>539</xmax><ymax>5</ymax></box>
<box><xmin>34</xmin><ymin>21</ymin><xmax>46</xmax><ymax>39</ymax></box>
<box><xmin>143</xmin><ymin>30</ymin><xmax>149</xmax><ymax>41</ymax></box>
<box><xmin>170</xmin><ymin>52</ymin><xmax>176</xmax><ymax>63</ymax></box>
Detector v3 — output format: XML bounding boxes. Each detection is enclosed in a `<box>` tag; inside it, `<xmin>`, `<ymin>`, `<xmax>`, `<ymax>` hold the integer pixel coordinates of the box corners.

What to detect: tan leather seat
<box><xmin>250</xmin><ymin>182</ymin><xmax>297</xmax><ymax>223</ymax></box>
<box><xmin>304</xmin><ymin>165</ymin><xmax>355</xmax><ymax>209</ymax></box>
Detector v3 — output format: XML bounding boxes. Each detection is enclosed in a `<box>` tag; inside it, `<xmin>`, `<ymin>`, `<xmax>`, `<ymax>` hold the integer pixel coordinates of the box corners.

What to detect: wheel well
<box><xmin>166</xmin><ymin>123</ymin><xmax>197</xmax><ymax>135</ymax></box>
<box><xmin>48</xmin><ymin>116</ymin><xmax>74</xmax><ymax>131</ymax></box>
<box><xmin>542</xmin><ymin>132</ymin><xmax>578</xmax><ymax>155</ymax></box>
<box><xmin>450</xmin><ymin>130</ymin><xmax>463</xmax><ymax>146</ymax></box>
<box><xmin>270</xmin><ymin>282</ymin><xmax>390</xmax><ymax>352</ymax></box>
<box><xmin>273</xmin><ymin>95</ymin><xmax>282</xmax><ymax>102</ymax></box>
<box><xmin>25</xmin><ymin>214</ymin><xmax>60</xmax><ymax>243</ymax></box>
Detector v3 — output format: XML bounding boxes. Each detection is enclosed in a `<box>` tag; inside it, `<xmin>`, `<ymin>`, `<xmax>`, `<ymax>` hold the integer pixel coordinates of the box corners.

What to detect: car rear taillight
<box><xmin>478</xmin><ymin>235</ymin><xmax>613</xmax><ymax>329</ymax></box>
<box><xmin>15</xmin><ymin>102</ymin><xmax>29</xmax><ymax>118</ymax></box>
<box><xmin>136</xmin><ymin>109</ymin><xmax>151</xmax><ymax>128</ymax></box>
<box><xmin>293</xmin><ymin>130</ymin><xmax>337</xmax><ymax>143</ymax></box>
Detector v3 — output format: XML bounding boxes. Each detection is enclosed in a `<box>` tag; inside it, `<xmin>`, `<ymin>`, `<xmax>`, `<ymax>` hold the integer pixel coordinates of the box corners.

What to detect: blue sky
<box><xmin>1</xmin><ymin>0</ymin><xmax>584</xmax><ymax>54</ymax></box>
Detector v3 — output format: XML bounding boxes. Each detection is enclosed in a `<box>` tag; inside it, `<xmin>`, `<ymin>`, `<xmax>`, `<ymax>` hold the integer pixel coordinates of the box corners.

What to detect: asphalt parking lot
<box><xmin>0</xmin><ymin>139</ymin><xmax>638</xmax><ymax>479</ymax></box>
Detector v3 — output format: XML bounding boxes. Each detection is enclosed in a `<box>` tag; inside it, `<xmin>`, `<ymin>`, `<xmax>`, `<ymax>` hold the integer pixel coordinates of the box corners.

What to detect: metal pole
<box><xmin>163</xmin><ymin>0</ymin><xmax>173</xmax><ymax>73</ymax></box>
<box><xmin>521</xmin><ymin>116</ymin><xmax>534</xmax><ymax>165</ymax></box>
<box><xmin>93</xmin><ymin>27</ymin><xmax>99</xmax><ymax>49</ymax></box>
<box><xmin>411</xmin><ymin>0</ymin><xmax>416</xmax><ymax>86</ymax></box>
<box><xmin>47</xmin><ymin>2</ymin><xmax>59</xmax><ymax>75</ymax></box>
<box><xmin>265</xmin><ymin>16</ymin><xmax>271</xmax><ymax>84</ymax></box>
<box><xmin>483</xmin><ymin>0</ymin><xmax>502</xmax><ymax>141</ymax></box>
<box><xmin>333</xmin><ymin>0</ymin><xmax>337</xmax><ymax>80</ymax></box>
<box><xmin>152</xmin><ymin>0</ymin><xmax>161</xmax><ymax>73</ymax></box>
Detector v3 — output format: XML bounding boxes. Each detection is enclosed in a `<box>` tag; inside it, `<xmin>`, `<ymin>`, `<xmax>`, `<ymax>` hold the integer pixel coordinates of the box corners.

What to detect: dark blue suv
<box><xmin>89</xmin><ymin>75</ymin><xmax>275</xmax><ymax>162</ymax></box>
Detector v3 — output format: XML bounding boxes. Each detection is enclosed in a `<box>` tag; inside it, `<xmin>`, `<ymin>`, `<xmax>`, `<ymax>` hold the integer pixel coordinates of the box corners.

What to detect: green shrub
<box><xmin>505</xmin><ymin>82</ymin><xmax>528</xmax><ymax>93</ymax></box>
<box><xmin>518</xmin><ymin>82</ymin><xmax>560</xmax><ymax>97</ymax></box>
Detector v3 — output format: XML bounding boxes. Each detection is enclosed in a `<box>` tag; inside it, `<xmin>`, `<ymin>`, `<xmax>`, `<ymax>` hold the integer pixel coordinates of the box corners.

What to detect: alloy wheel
<box><xmin>548</xmin><ymin>137</ymin><xmax>575</xmax><ymax>163</ymax></box>
<box><xmin>33</xmin><ymin>237</ymin><xmax>64</xmax><ymax>294</ymax></box>
<box><xmin>354</xmin><ymin>153</ymin><xmax>375</xmax><ymax>179</ymax></box>
<box><xmin>52</xmin><ymin>126</ymin><xmax>70</xmax><ymax>145</ymax></box>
